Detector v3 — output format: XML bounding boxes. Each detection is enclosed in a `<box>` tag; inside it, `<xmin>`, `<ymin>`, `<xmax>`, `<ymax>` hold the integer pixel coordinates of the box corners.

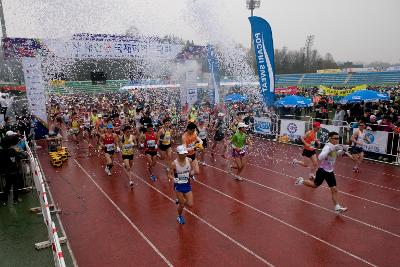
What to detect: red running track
<box><xmin>37</xmin><ymin>139</ymin><xmax>400</xmax><ymax>267</ymax></box>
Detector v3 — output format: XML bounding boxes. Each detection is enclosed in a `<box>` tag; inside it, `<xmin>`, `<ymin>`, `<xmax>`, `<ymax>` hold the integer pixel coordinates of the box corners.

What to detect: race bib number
<box><xmin>124</xmin><ymin>144</ymin><xmax>133</xmax><ymax>150</ymax></box>
<box><xmin>105</xmin><ymin>144</ymin><xmax>114</xmax><ymax>151</ymax></box>
<box><xmin>174</xmin><ymin>173</ymin><xmax>189</xmax><ymax>184</ymax></box>
<box><xmin>198</xmin><ymin>131</ymin><xmax>207</xmax><ymax>139</ymax></box>
<box><xmin>147</xmin><ymin>140</ymin><xmax>156</xmax><ymax>148</ymax></box>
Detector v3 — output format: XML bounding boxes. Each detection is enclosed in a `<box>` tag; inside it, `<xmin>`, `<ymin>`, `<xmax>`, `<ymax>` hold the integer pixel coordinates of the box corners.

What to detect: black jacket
<box><xmin>0</xmin><ymin>147</ymin><xmax>28</xmax><ymax>175</ymax></box>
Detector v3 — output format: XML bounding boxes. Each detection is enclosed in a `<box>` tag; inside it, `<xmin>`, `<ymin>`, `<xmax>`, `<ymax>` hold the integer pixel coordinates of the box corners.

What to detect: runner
<box><xmin>197</xmin><ymin>118</ymin><xmax>208</xmax><ymax>165</ymax></box>
<box><xmin>100</xmin><ymin>124</ymin><xmax>119</xmax><ymax>176</ymax></box>
<box><xmin>69</xmin><ymin>112</ymin><xmax>81</xmax><ymax>149</ymax></box>
<box><xmin>157</xmin><ymin>117</ymin><xmax>173</xmax><ymax>168</ymax></box>
<box><xmin>230</xmin><ymin>122</ymin><xmax>252</xmax><ymax>181</ymax></box>
<box><xmin>295</xmin><ymin>131</ymin><xmax>348</xmax><ymax>213</ymax></box>
<box><xmin>292</xmin><ymin>121</ymin><xmax>321</xmax><ymax>179</ymax></box>
<box><xmin>82</xmin><ymin>112</ymin><xmax>92</xmax><ymax>140</ymax></box>
<box><xmin>211</xmin><ymin>112</ymin><xmax>228</xmax><ymax>160</ymax></box>
<box><xmin>120</xmin><ymin>125</ymin><xmax>135</xmax><ymax>187</ymax></box>
<box><xmin>140</xmin><ymin>123</ymin><xmax>158</xmax><ymax>181</ymax></box>
<box><xmin>181</xmin><ymin>122</ymin><xmax>202</xmax><ymax>177</ymax></box>
<box><xmin>168</xmin><ymin>145</ymin><xmax>196</xmax><ymax>225</ymax></box>
<box><xmin>349</xmin><ymin>120</ymin><xmax>366</xmax><ymax>172</ymax></box>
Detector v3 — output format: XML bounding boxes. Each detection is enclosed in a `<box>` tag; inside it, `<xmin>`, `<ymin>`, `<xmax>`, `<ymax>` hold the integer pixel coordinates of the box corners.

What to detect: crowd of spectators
<box><xmin>0</xmin><ymin>117</ymin><xmax>30</xmax><ymax>206</ymax></box>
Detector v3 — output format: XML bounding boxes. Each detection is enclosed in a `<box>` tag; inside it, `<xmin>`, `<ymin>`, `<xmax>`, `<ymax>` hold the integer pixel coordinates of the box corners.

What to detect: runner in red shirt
<box><xmin>140</xmin><ymin>123</ymin><xmax>159</xmax><ymax>181</ymax></box>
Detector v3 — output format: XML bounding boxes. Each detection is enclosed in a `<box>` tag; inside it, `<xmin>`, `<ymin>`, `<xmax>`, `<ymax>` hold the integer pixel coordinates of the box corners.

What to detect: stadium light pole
<box><xmin>246</xmin><ymin>0</ymin><xmax>260</xmax><ymax>50</ymax></box>
<box><xmin>0</xmin><ymin>0</ymin><xmax>7</xmax><ymax>38</ymax></box>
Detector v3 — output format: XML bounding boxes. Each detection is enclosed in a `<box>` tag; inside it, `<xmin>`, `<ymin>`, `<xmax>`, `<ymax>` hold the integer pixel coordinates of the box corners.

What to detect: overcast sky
<box><xmin>2</xmin><ymin>0</ymin><xmax>399</xmax><ymax>64</ymax></box>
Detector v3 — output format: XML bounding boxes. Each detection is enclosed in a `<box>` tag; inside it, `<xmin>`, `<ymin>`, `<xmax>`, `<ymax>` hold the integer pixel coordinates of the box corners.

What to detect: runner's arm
<box><xmin>350</xmin><ymin>130</ymin><xmax>362</xmax><ymax>145</ymax></box>
<box><xmin>168</xmin><ymin>162</ymin><xmax>176</xmax><ymax>181</ymax></box>
<box><xmin>318</xmin><ymin>144</ymin><xmax>332</xmax><ymax>161</ymax></box>
<box><xmin>300</xmin><ymin>131</ymin><xmax>311</xmax><ymax>146</ymax></box>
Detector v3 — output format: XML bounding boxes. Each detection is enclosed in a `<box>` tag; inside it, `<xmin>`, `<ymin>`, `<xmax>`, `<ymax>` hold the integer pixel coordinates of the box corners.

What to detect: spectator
<box><xmin>0</xmin><ymin>132</ymin><xmax>28</xmax><ymax>206</ymax></box>
<box><xmin>333</xmin><ymin>104</ymin><xmax>345</xmax><ymax>126</ymax></box>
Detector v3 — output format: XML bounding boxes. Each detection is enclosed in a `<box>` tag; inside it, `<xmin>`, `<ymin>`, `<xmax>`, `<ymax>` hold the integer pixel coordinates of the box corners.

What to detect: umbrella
<box><xmin>224</xmin><ymin>93</ymin><xmax>248</xmax><ymax>102</ymax></box>
<box><xmin>340</xmin><ymin>90</ymin><xmax>389</xmax><ymax>104</ymax></box>
<box><xmin>274</xmin><ymin>95</ymin><xmax>312</xmax><ymax>108</ymax></box>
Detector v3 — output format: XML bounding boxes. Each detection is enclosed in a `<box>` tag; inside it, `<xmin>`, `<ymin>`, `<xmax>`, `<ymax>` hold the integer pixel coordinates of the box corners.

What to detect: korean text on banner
<box><xmin>249</xmin><ymin>16</ymin><xmax>275</xmax><ymax>106</ymax></box>
<box><xmin>3</xmin><ymin>36</ymin><xmax>184</xmax><ymax>60</ymax></box>
<box><xmin>359</xmin><ymin>130</ymin><xmax>388</xmax><ymax>154</ymax></box>
<box><xmin>206</xmin><ymin>44</ymin><xmax>221</xmax><ymax>104</ymax></box>
<box><xmin>320</xmin><ymin>84</ymin><xmax>367</xmax><ymax>96</ymax></box>
<box><xmin>254</xmin><ymin>117</ymin><xmax>272</xmax><ymax>134</ymax></box>
<box><xmin>280</xmin><ymin>119</ymin><xmax>306</xmax><ymax>141</ymax></box>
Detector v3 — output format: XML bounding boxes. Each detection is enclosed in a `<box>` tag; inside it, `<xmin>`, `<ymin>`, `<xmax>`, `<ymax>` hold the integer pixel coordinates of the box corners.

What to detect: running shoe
<box><xmin>352</xmin><ymin>167</ymin><xmax>360</xmax><ymax>173</ymax></box>
<box><xmin>200</xmin><ymin>161</ymin><xmax>206</xmax><ymax>166</ymax></box>
<box><xmin>295</xmin><ymin>177</ymin><xmax>304</xmax><ymax>185</ymax></box>
<box><xmin>175</xmin><ymin>199</ymin><xmax>179</xmax><ymax>205</ymax></box>
<box><xmin>129</xmin><ymin>180</ymin><xmax>134</xmax><ymax>187</ymax></box>
<box><xmin>2</xmin><ymin>202</ymin><xmax>7</xmax><ymax>207</ymax></box>
<box><xmin>177</xmin><ymin>215</ymin><xmax>185</xmax><ymax>224</ymax></box>
<box><xmin>235</xmin><ymin>175</ymin><xmax>244</xmax><ymax>181</ymax></box>
<box><xmin>291</xmin><ymin>159</ymin><xmax>299</xmax><ymax>166</ymax></box>
<box><xmin>335</xmin><ymin>204</ymin><xmax>348</xmax><ymax>213</ymax></box>
<box><xmin>150</xmin><ymin>175</ymin><xmax>157</xmax><ymax>181</ymax></box>
<box><xmin>190</xmin><ymin>175</ymin><xmax>197</xmax><ymax>181</ymax></box>
<box><xmin>105</xmin><ymin>166</ymin><xmax>111</xmax><ymax>176</ymax></box>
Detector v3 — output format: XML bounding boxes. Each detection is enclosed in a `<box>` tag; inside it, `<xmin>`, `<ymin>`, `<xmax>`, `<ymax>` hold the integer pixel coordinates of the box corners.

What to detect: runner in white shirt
<box><xmin>168</xmin><ymin>145</ymin><xmax>196</xmax><ymax>225</ymax></box>
<box><xmin>197</xmin><ymin>118</ymin><xmax>208</xmax><ymax>165</ymax></box>
<box><xmin>349</xmin><ymin>120</ymin><xmax>366</xmax><ymax>173</ymax></box>
<box><xmin>295</xmin><ymin>131</ymin><xmax>348</xmax><ymax>213</ymax></box>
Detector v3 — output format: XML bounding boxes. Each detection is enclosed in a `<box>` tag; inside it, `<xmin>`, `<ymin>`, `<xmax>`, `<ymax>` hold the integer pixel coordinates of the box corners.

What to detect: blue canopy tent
<box><xmin>340</xmin><ymin>90</ymin><xmax>389</xmax><ymax>104</ymax></box>
<box><xmin>274</xmin><ymin>95</ymin><xmax>312</xmax><ymax>108</ymax></box>
<box><xmin>224</xmin><ymin>93</ymin><xmax>248</xmax><ymax>102</ymax></box>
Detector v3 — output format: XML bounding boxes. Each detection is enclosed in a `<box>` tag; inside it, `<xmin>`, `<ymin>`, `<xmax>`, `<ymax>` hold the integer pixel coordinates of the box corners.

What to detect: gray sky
<box><xmin>2</xmin><ymin>0</ymin><xmax>400</xmax><ymax>64</ymax></box>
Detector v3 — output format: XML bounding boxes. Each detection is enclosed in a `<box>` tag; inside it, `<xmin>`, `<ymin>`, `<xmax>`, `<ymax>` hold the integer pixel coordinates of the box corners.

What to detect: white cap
<box><xmin>6</xmin><ymin>130</ymin><xmax>18</xmax><ymax>136</ymax></box>
<box><xmin>218</xmin><ymin>112</ymin><xmax>225</xmax><ymax>117</ymax></box>
<box><xmin>237</xmin><ymin>122</ymin><xmax>248</xmax><ymax>128</ymax></box>
<box><xmin>176</xmin><ymin>145</ymin><xmax>188</xmax><ymax>155</ymax></box>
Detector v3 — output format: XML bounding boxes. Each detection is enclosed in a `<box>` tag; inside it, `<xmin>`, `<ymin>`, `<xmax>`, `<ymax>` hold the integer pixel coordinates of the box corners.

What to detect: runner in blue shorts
<box><xmin>168</xmin><ymin>145</ymin><xmax>195</xmax><ymax>224</ymax></box>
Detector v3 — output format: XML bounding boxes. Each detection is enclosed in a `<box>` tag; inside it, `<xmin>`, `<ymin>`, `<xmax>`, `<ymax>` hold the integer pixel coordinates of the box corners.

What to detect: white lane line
<box><xmin>249</xmin><ymin>154</ymin><xmax>400</xmax><ymax>192</ymax></box>
<box><xmin>246</xmin><ymin>162</ymin><xmax>400</xmax><ymax>212</ymax></box>
<box><xmin>197</xmin><ymin>162</ymin><xmax>400</xmax><ymax>239</ymax></box>
<box><xmin>127</xmin><ymin>169</ymin><xmax>275</xmax><ymax>267</ymax></box>
<box><xmin>193</xmin><ymin>179</ymin><xmax>378</xmax><ymax>267</ymax></box>
<box><xmin>74</xmin><ymin>159</ymin><xmax>173</xmax><ymax>267</ymax></box>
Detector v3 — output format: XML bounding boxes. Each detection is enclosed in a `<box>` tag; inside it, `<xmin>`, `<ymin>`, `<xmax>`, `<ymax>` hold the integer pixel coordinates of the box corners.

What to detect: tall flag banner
<box><xmin>206</xmin><ymin>44</ymin><xmax>221</xmax><ymax>104</ymax></box>
<box><xmin>249</xmin><ymin>16</ymin><xmax>275</xmax><ymax>106</ymax></box>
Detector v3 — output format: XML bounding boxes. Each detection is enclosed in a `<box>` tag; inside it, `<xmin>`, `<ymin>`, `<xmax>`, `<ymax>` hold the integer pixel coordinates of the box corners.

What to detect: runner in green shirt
<box><xmin>230</xmin><ymin>122</ymin><xmax>252</xmax><ymax>181</ymax></box>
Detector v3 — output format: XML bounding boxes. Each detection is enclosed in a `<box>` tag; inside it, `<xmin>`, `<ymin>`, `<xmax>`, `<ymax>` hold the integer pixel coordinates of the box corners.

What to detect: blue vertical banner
<box><xmin>206</xmin><ymin>44</ymin><xmax>221</xmax><ymax>104</ymax></box>
<box><xmin>248</xmin><ymin>16</ymin><xmax>275</xmax><ymax>106</ymax></box>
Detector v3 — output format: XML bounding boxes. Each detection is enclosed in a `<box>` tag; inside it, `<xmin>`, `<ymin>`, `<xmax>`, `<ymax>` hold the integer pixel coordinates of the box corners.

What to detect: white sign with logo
<box><xmin>178</xmin><ymin>60</ymin><xmax>198</xmax><ymax>107</ymax></box>
<box><xmin>22</xmin><ymin>57</ymin><xmax>47</xmax><ymax>123</ymax></box>
<box><xmin>318</xmin><ymin>124</ymin><xmax>340</xmax><ymax>143</ymax></box>
<box><xmin>254</xmin><ymin>117</ymin><xmax>272</xmax><ymax>134</ymax></box>
<box><xmin>360</xmin><ymin>130</ymin><xmax>388</xmax><ymax>154</ymax></box>
<box><xmin>280</xmin><ymin>119</ymin><xmax>306</xmax><ymax>141</ymax></box>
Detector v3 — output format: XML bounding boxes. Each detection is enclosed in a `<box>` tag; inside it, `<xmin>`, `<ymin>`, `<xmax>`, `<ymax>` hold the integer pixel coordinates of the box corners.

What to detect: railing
<box><xmin>26</xmin><ymin>142</ymin><xmax>66</xmax><ymax>267</ymax></box>
<box><xmin>252</xmin><ymin>115</ymin><xmax>399</xmax><ymax>165</ymax></box>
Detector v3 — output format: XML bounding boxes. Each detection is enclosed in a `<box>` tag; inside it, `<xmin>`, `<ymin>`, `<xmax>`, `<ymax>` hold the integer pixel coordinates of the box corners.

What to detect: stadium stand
<box><xmin>46</xmin><ymin>71</ymin><xmax>400</xmax><ymax>93</ymax></box>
